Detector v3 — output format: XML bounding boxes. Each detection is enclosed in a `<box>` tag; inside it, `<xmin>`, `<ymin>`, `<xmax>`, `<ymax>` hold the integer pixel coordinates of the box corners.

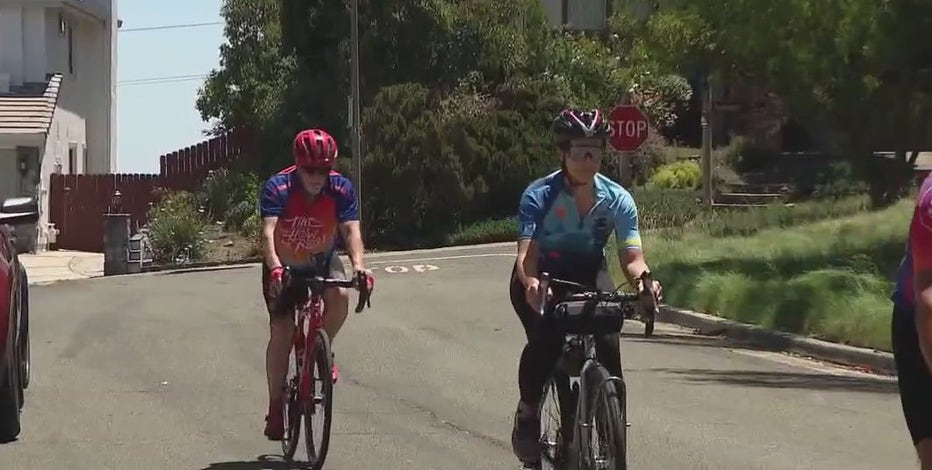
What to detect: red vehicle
<box><xmin>0</xmin><ymin>197</ymin><xmax>37</xmax><ymax>442</ymax></box>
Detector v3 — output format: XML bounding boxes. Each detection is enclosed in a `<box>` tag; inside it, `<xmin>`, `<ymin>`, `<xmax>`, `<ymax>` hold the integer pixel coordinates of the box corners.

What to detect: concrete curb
<box><xmin>141</xmin><ymin>257</ymin><xmax>263</xmax><ymax>273</ymax></box>
<box><xmin>660</xmin><ymin>306</ymin><xmax>896</xmax><ymax>376</ymax></box>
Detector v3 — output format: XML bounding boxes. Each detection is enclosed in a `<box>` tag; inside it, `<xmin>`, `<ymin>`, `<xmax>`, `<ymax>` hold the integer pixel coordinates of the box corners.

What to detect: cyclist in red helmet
<box><xmin>258</xmin><ymin>128</ymin><xmax>372</xmax><ymax>440</ymax></box>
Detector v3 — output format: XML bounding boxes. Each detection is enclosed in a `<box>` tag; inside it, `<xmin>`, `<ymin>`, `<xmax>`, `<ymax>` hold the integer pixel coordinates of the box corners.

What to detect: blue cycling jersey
<box><xmin>517</xmin><ymin>170</ymin><xmax>642</xmax><ymax>282</ymax></box>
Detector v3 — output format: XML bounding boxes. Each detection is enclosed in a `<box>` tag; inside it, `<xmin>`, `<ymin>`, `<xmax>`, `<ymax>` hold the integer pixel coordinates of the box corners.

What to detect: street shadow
<box><xmin>654</xmin><ymin>367</ymin><xmax>899</xmax><ymax>394</ymax></box>
<box><xmin>200</xmin><ymin>455</ymin><xmax>311</xmax><ymax>470</ymax></box>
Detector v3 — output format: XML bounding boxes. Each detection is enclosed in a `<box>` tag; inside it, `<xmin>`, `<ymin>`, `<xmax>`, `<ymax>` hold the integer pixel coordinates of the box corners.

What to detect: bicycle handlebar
<box><xmin>283</xmin><ymin>265</ymin><xmax>374</xmax><ymax>313</ymax></box>
<box><xmin>537</xmin><ymin>271</ymin><xmax>659</xmax><ymax>317</ymax></box>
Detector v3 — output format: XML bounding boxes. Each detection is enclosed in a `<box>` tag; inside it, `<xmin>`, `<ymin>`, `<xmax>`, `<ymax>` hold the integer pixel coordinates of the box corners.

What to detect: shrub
<box><xmin>200</xmin><ymin>168</ymin><xmax>260</xmax><ymax>226</ymax></box>
<box><xmin>146</xmin><ymin>190</ymin><xmax>209</xmax><ymax>263</ymax></box>
<box><xmin>627</xmin><ymin>126</ymin><xmax>670</xmax><ymax>186</ymax></box>
<box><xmin>647</xmin><ymin>160</ymin><xmax>700</xmax><ymax>189</ymax></box>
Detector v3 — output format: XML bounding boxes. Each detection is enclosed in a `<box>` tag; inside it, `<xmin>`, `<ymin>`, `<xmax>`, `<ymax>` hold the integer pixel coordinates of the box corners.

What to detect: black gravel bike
<box><xmin>523</xmin><ymin>271</ymin><xmax>659</xmax><ymax>470</ymax></box>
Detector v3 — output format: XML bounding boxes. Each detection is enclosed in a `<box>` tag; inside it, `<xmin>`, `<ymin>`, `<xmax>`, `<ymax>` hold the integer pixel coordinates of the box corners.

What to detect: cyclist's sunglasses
<box><xmin>298</xmin><ymin>165</ymin><xmax>331</xmax><ymax>176</ymax></box>
<box><xmin>566</xmin><ymin>144</ymin><xmax>604</xmax><ymax>162</ymax></box>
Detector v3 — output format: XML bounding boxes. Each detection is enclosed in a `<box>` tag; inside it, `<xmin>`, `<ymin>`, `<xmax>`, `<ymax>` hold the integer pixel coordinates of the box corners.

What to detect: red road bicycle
<box><xmin>278</xmin><ymin>265</ymin><xmax>374</xmax><ymax>468</ymax></box>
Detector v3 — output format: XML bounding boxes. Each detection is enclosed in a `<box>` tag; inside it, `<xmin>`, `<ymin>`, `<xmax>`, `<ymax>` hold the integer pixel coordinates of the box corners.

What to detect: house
<box><xmin>0</xmin><ymin>0</ymin><xmax>118</xmax><ymax>251</ymax></box>
<box><xmin>540</xmin><ymin>0</ymin><xmax>610</xmax><ymax>30</ymax></box>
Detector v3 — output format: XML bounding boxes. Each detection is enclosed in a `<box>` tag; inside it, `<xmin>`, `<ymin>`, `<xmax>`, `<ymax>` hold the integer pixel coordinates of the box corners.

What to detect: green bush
<box><xmin>360</xmin><ymin>80</ymin><xmax>559</xmax><ymax>248</ymax></box>
<box><xmin>200</xmin><ymin>168</ymin><xmax>260</xmax><ymax>228</ymax></box>
<box><xmin>647</xmin><ymin>160</ymin><xmax>700</xmax><ymax>189</ymax></box>
<box><xmin>628</xmin><ymin>127</ymin><xmax>671</xmax><ymax>186</ymax></box>
<box><xmin>146</xmin><ymin>190</ymin><xmax>209</xmax><ymax>263</ymax></box>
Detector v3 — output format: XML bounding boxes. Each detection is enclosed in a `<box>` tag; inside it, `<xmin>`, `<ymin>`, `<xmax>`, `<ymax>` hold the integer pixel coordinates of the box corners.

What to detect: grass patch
<box><xmin>445</xmin><ymin>217</ymin><xmax>516</xmax><ymax>246</ymax></box>
<box><xmin>609</xmin><ymin>197</ymin><xmax>912</xmax><ymax>351</ymax></box>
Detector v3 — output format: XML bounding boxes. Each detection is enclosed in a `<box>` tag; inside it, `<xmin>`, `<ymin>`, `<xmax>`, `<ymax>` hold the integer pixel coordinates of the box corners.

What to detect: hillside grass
<box><xmin>607</xmin><ymin>198</ymin><xmax>912</xmax><ymax>352</ymax></box>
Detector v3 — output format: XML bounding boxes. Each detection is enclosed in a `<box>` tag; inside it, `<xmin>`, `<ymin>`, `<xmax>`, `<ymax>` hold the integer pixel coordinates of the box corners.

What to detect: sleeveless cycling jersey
<box><xmin>259</xmin><ymin>165</ymin><xmax>358</xmax><ymax>268</ymax></box>
<box><xmin>517</xmin><ymin>170</ymin><xmax>642</xmax><ymax>282</ymax></box>
<box><xmin>893</xmin><ymin>173</ymin><xmax>932</xmax><ymax>312</ymax></box>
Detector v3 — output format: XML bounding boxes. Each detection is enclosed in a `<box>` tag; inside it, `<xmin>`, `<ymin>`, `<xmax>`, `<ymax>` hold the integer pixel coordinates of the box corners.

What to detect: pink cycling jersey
<box><xmin>893</xmin><ymin>173</ymin><xmax>932</xmax><ymax>311</ymax></box>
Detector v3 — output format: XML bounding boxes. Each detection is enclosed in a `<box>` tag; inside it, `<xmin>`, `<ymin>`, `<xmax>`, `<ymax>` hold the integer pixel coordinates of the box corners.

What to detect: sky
<box><xmin>115</xmin><ymin>0</ymin><xmax>224</xmax><ymax>173</ymax></box>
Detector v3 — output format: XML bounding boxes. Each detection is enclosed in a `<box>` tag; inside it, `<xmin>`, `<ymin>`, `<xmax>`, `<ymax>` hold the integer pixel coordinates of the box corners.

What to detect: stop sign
<box><xmin>608</xmin><ymin>105</ymin><xmax>650</xmax><ymax>152</ymax></box>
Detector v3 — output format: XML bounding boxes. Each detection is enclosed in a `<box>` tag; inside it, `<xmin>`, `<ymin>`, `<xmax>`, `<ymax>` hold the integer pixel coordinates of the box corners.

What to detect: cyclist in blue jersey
<box><xmin>508</xmin><ymin>108</ymin><xmax>663</xmax><ymax>463</ymax></box>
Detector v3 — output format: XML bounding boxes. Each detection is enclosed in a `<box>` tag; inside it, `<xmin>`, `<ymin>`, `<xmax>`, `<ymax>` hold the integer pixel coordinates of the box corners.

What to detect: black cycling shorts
<box><xmin>260</xmin><ymin>254</ymin><xmax>347</xmax><ymax>318</ymax></box>
<box><xmin>892</xmin><ymin>304</ymin><xmax>932</xmax><ymax>446</ymax></box>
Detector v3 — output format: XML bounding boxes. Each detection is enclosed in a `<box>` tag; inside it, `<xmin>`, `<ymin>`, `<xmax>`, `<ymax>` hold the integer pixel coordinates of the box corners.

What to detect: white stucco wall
<box><xmin>45</xmin><ymin>7</ymin><xmax>108</xmax><ymax>174</ymax></box>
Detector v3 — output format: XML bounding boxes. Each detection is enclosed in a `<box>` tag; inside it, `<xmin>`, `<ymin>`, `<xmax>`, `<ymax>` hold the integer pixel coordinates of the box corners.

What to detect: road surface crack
<box><xmin>342</xmin><ymin>376</ymin><xmax>509</xmax><ymax>451</ymax></box>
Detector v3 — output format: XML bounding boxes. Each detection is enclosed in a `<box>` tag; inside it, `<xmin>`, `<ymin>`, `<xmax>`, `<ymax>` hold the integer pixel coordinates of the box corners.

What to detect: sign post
<box><xmin>608</xmin><ymin>104</ymin><xmax>650</xmax><ymax>188</ymax></box>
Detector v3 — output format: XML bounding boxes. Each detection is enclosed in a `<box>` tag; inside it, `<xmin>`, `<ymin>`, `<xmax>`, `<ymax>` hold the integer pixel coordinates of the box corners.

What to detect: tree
<box><xmin>637</xmin><ymin>0</ymin><xmax>932</xmax><ymax>206</ymax></box>
<box><xmin>195</xmin><ymin>0</ymin><xmax>294</xmax><ymax>137</ymax></box>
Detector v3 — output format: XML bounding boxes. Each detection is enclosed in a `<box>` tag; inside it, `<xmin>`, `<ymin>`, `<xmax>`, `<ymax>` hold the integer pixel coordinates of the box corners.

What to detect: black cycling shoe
<box><xmin>511</xmin><ymin>404</ymin><xmax>541</xmax><ymax>464</ymax></box>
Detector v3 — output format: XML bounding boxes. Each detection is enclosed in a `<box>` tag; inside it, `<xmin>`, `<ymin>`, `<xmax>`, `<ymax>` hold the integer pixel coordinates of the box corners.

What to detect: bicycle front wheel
<box><xmin>304</xmin><ymin>328</ymin><xmax>334</xmax><ymax>470</ymax></box>
<box><xmin>281</xmin><ymin>346</ymin><xmax>302</xmax><ymax>460</ymax></box>
<box><xmin>583</xmin><ymin>365</ymin><xmax>627</xmax><ymax>470</ymax></box>
<box><xmin>538</xmin><ymin>370</ymin><xmax>574</xmax><ymax>469</ymax></box>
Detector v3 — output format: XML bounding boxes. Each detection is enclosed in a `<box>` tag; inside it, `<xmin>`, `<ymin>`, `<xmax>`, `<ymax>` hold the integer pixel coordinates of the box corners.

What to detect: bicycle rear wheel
<box><xmin>304</xmin><ymin>328</ymin><xmax>334</xmax><ymax>470</ymax></box>
<box><xmin>583</xmin><ymin>365</ymin><xmax>627</xmax><ymax>470</ymax></box>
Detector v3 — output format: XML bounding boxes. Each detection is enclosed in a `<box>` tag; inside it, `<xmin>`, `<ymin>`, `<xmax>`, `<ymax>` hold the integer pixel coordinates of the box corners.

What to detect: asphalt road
<box><xmin>2</xmin><ymin>244</ymin><xmax>917</xmax><ymax>469</ymax></box>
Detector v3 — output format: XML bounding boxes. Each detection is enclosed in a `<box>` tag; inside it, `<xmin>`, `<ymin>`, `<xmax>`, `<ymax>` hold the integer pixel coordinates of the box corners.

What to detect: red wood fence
<box><xmin>48</xmin><ymin>128</ymin><xmax>252</xmax><ymax>252</ymax></box>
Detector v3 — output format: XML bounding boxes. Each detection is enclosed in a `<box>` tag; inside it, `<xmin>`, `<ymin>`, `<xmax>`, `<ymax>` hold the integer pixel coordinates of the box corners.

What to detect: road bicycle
<box><xmin>277</xmin><ymin>265</ymin><xmax>374</xmax><ymax>469</ymax></box>
<box><xmin>523</xmin><ymin>271</ymin><xmax>659</xmax><ymax>470</ymax></box>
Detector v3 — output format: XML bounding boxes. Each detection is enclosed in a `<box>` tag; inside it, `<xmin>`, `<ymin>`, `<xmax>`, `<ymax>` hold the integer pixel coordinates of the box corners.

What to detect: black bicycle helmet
<box><xmin>551</xmin><ymin>108</ymin><xmax>610</xmax><ymax>146</ymax></box>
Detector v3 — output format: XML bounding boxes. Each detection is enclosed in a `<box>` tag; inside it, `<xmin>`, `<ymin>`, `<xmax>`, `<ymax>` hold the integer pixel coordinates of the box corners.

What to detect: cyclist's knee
<box><xmin>324</xmin><ymin>286</ymin><xmax>349</xmax><ymax>305</ymax></box>
<box><xmin>269</xmin><ymin>314</ymin><xmax>294</xmax><ymax>337</ymax></box>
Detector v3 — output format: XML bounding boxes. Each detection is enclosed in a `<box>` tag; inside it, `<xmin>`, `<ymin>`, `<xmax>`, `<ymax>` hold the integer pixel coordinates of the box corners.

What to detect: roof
<box><xmin>0</xmin><ymin>74</ymin><xmax>62</xmax><ymax>135</ymax></box>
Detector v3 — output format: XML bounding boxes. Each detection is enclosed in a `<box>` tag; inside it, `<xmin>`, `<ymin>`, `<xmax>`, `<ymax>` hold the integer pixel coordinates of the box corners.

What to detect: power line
<box><xmin>119</xmin><ymin>21</ymin><xmax>223</xmax><ymax>32</ymax></box>
<box><xmin>118</xmin><ymin>74</ymin><xmax>209</xmax><ymax>86</ymax></box>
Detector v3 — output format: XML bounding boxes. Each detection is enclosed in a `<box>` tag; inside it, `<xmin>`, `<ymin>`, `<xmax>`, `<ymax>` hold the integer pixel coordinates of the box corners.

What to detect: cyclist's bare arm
<box><xmin>618</xmin><ymin>248</ymin><xmax>651</xmax><ymax>287</ymax></box>
<box><xmin>614</xmin><ymin>194</ymin><xmax>652</xmax><ymax>289</ymax></box>
<box><xmin>515</xmin><ymin>239</ymin><xmax>540</xmax><ymax>288</ymax></box>
<box><xmin>339</xmin><ymin>220</ymin><xmax>366</xmax><ymax>270</ymax></box>
<box><xmin>262</xmin><ymin>216</ymin><xmax>282</xmax><ymax>269</ymax></box>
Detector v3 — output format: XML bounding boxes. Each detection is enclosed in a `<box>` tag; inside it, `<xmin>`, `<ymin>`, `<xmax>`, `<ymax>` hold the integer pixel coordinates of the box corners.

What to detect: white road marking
<box><xmin>366</xmin><ymin>253</ymin><xmax>511</xmax><ymax>265</ymax></box>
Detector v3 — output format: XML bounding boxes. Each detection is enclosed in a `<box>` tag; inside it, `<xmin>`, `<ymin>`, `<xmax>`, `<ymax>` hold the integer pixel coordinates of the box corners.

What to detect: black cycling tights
<box><xmin>509</xmin><ymin>267</ymin><xmax>623</xmax><ymax>405</ymax></box>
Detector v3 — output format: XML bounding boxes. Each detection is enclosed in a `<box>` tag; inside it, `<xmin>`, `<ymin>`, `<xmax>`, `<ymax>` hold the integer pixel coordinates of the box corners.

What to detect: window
<box><xmin>68</xmin><ymin>144</ymin><xmax>77</xmax><ymax>174</ymax></box>
<box><xmin>67</xmin><ymin>22</ymin><xmax>74</xmax><ymax>74</ymax></box>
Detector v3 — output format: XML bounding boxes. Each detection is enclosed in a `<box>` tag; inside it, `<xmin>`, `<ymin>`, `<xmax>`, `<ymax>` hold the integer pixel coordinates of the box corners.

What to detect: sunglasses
<box><xmin>566</xmin><ymin>145</ymin><xmax>604</xmax><ymax>162</ymax></box>
<box><xmin>298</xmin><ymin>166</ymin><xmax>331</xmax><ymax>176</ymax></box>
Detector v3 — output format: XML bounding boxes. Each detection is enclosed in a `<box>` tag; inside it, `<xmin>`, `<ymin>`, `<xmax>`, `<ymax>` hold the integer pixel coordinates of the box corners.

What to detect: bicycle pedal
<box><xmin>625</xmin><ymin>422</ymin><xmax>632</xmax><ymax>427</ymax></box>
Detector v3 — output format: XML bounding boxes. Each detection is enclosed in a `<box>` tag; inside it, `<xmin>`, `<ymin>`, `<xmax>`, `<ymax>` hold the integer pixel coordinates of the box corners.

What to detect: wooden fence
<box><xmin>48</xmin><ymin>128</ymin><xmax>252</xmax><ymax>252</ymax></box>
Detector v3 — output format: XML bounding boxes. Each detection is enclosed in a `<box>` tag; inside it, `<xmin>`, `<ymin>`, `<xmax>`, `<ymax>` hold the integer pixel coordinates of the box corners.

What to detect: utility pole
<box><xmin>349</xmin><ymin>0</ymin><xmax>362</xmax><ymax>220</ymax></box>
<box><xmin>700</xmin><ymin>74</ymin><xmax>713</xmax><ymax>206</ymax></box>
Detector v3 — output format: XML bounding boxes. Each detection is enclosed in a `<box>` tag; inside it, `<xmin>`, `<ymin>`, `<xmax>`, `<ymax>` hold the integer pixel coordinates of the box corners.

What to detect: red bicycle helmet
<box><xmin>293</xmin><ymin>129</ymin><xmax>338</xmax><ymax>168</ymax></box>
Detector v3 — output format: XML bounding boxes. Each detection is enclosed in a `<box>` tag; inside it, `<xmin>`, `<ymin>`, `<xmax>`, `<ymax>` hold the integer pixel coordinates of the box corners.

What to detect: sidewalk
<box><xmin>18</xmin><ymin>250</ymin><xmax>104</xmax><ymax>285</ymax></box>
